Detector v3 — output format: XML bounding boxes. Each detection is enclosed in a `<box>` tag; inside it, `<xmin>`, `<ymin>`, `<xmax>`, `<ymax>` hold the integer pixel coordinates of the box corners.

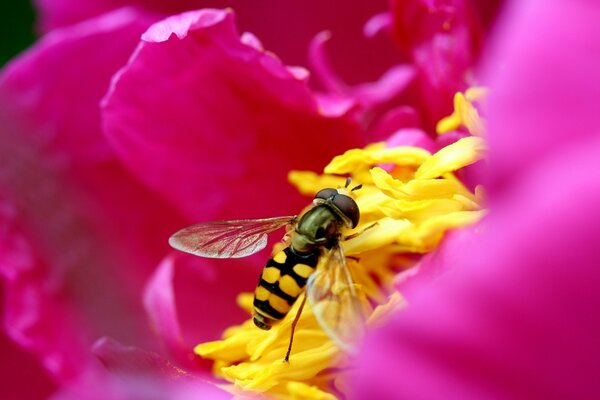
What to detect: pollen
<box><xmin>194</xmin><ymin>90</ymin><xmax>487</xmax><ymax>399</ymax></box>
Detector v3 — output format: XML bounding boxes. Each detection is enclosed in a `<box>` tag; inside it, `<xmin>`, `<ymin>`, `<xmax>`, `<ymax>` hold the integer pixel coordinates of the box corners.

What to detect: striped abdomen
<box><xmin>252</xmin><ymin>246</ymin><xmax>319</xmax><ymax>329</ymax></box>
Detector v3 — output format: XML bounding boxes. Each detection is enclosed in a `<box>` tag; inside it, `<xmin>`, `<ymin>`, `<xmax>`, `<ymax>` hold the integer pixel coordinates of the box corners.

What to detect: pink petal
<box><xmin>143</xmin><ymin>252</ymin><xmax>263</xmax><ymax>366</ymax></box>
<box><xmin>309</xmin><ymin>30</ymin><xmax>415</xmax><ymax>110</ymax></box>
<box><xmin>395</xmin><ymin>225</ymin><xmax>479</xmax><ymax>296</ymax></box>
<box><xmin>385</xmin><ymin>128</ymin><xmax>437</xmax><ymax>153</ymax></box>
<box><xmin>370</xmin><ymin>106</ymin><xmax>422</xmax><ymax>141</ymax></box>
<box><xmin>103</xmin><ymin>9</ymin><xmax>364</xmax><ymax>222</ymax></box>
<box><xmin>308</xmin><ymin>31</ymin><xmax>345</xmax><ymax>93</ymax></box>
<box><xmin>55</xmin><ymin>377</ymin><xmax>229</xmax><ymax>400</ymax></box>
<box><xmin>1</xmin><ymin>7</ymin><xmax>154</xmax><ymax>165</ymax></box>
<box><xmin>0</xmin><ymin>7</ymin><xmax>188</xmax><ymax>383</ymax></box>
<box><xmin>390</xmin><ymin>0</ymin><xmax>483</xmax><ymax>125</ymax></box>
<box><xmin>0</xmin><ymin>325</ymin><xmax>56</xmax><ymax>399</ymax></box>
<box><xmin>217</xmin><ymin>0</ymin><xmax>400</xmax><ymax>86</ymax></box>
<box><xmin>483</xmin><ymin>0</ymin><xmax>600</xmax><ymax>194</ymax></box>
<box><xmin>54</xmin><ymin>376</ymin><xmax>229</xmax><ymax>400</ymax></box>
<box><xmin>352</xmin><ymin>64</ymin><xmax>415</xmax><ymax>106</ymax></box>
<box><xmin>92</xmin><ymin>337</ymin><xmax>193</xmax><ymax>380</ymax></box>
<box><xmin>363</xmin><ymin>12</ymin><xmax>393</xmax><ymax>38</ymax></box>
<box><xmin>357</xmin><ymin>139</ymin><xmax>600</xmax><ymax>398</ymax></box>
<box><xmin>36</xmin><ymin>1</ymin><xmax>398</xmax><ymax>93</ymax></box>
<box><xmin>143</xmin><ymin>256</ymin><xmax>186</xmax><ymax>364</ymax></box>
<box><xmin>33</xmin><ymin>0</ymin><xmax>198</xmax><ymax>32</ymax></box>
<box><xmin>58</xmin><ymin>338</ymin><xmax>229</xmax><ymax>400</ymax></box>
<box><xmin>355</xmin><ymin>0</ymin><xmax>600</xmax><ymax>397</ymax></box>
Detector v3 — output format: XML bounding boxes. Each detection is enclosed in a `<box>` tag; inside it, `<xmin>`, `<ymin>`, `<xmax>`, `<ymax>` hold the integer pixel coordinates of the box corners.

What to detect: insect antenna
<box><xmin>351</xmin><ymin>184</ymin><xmax>362</xmax><ymax>192</ymax></box>
<box><xmin>344</xmin><ymin>177</ymin><xmax>352</xmax><ymax>188</ymax></box>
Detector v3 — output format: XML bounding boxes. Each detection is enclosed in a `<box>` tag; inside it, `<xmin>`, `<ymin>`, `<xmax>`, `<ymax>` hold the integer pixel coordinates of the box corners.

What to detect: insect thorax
<box><xmin>292</xmin><ymin>204</ymin><xmax>344</xmax><ymax>253</ymax></box>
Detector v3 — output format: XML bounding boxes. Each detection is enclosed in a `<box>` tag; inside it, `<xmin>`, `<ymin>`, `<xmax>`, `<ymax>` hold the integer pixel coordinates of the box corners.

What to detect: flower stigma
<box><xmin>194</xmin><ymin>91</ymin><xmax>487</xmax><ymax>399</ymax></box>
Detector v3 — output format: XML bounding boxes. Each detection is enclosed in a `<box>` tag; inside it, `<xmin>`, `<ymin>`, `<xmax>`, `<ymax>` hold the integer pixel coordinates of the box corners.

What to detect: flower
<box><xmin>194</xmin><ymin>131</ymin><xmax>486</xmax><ymax>398</ymax></box>
<box><xmin>1</xmin><ymin>0</ymin><xmax>496</xmax><ymax>397</ymax></box>
<box><xmin>353</xmin><ymin>0</ymin><xmax>600</xmax><ymax>398</ymax></box>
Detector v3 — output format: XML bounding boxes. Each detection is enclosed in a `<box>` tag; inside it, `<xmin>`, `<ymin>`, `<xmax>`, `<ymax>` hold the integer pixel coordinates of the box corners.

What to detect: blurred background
<box><xmin>0</xmin><ymin>3</ymin><xmax>57</xmax><ymax>399</ymax></box>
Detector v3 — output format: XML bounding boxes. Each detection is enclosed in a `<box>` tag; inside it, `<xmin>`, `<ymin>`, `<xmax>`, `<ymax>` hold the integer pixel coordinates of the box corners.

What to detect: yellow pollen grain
<box><xmin>273</xmin><ymin>251</ymin><xmax>287</xmax><ymax>264</ymax></box>
<box><xmin>292</xmin><ymin>264</ymin><xmax>314</xmax><ymax>279</ymax></box>
<box><xmin>268</xmin><ymin>294</ymin><xmax>291</xmax><ymax>314</ymax></box>
<box><xmin>262</xmin><ymin>267</ymin><xmax>280</xmax><ymax>284</ymax></box>
<box><xmin>279</xmin><ymin>275</ymin><xmax>302</xmax><ymax>297</ymax></box>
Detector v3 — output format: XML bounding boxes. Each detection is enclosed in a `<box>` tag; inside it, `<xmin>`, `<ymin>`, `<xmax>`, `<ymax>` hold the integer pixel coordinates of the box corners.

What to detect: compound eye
<box><xmin>315</xmin><ymin>188</ymin><xmax>338</xmax><ymax>200</ymax></box>
<box><xmin>332</xmin><ymin>195</ymin><xmax>360</xmax><ymax>228</ymax></box>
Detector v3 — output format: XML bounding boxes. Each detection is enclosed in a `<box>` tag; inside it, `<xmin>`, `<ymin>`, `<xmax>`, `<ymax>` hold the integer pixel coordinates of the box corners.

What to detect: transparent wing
<box><xmin>168</xmin><ymin>216</ymin><xmax>296</xmax><ymax>259</ymax></box>
<box><xmin>306</xmin><ymin>243</ymin><xmax>365</xmax><ymax>353</ymax></box>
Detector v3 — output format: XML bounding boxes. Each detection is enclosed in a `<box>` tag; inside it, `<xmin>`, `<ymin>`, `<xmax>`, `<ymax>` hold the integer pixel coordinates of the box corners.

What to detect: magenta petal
<box><xmin>62</xmin><ymin>337</ymin><xmax>228</xmax><ymax>400</ymax></box>
<box><xmin>92</xmin><ymin>337</ymin><xmax>192</xmax><ymax>380</ymax></box>
<box><xmin>390</xmin><ymin>0</ymin><xmax>482</xmax><ymax>124</ymax></box>
<box><xmin>395</xmin><ymin>225</ymin><xmax>478</xmax><ymax>297</ymax></box>
<box><xmin>363</xmin><ymin>12</ymin><xmax>392</xmax><ymax>38</ymax></box>
<box><xmin>0</xmin><ymin>328</ymin><xmax>56</xmax><ymax>399</ymax></box>
<box><xmin>143</xmin><ymin>255</ymin><xmax>190</xmax><ymax>369</ymax></box>
<box><xmin>309</xmin><ymin>31</ymin><xmax>415</xmax><ymax>110</ymax></box>
<box><xmin>356</xmin><ymin>139</ymin><xmax>600</xmax><ymax>398</ymax></box>
<box><xmin>385</xmin><ymin>128</ymin><xmax>436</xmax><ymax>153</ymax></box>
<box><xmin>0</xmin><ymin>212</ymin><xmax>98</xmax><ymax>380</ymax></box>
<box><xmin>0</xmin><ymin>7</ymin><xmax>187</xmax><ymax>383</ymax></box>
<box><xmin>483</xmin><ymin>0</ymin><xmax>600</xmax><ymax>193</ymax></box>
<box><xmin>1</xmin><ymin>7</ymin><xmax>155</xmax><ymax>165</ymax></box>
<box><xmin>144</xmin><ymin>252</ymin><xmax>261</xmax><ymax>360</ymax></box>
<box><xmin>103</xmin><ymin>9</ymin><xmax>363</xmax><ymax>222</ymax></box>
<box><xmin>370</xmin><ymin>106</ymin><xmax>421</xmax><ymax>141</ymax></box>
<box><xmin>352</xmin><ymin>64</ymin><xmax>415</xmax><ymax>107</ymax></box>
<box><xmin>308</xmin><ymin>31</ymin><xmax>345</xmax><ymax>93</ymax></box>
<box><xmin>33</xmin><ymin>0</ymin><xmax>200</xmax><ymax>32</ymax></box>
<box><xmin>355</xmin><ymin>0</ymin><xmax>600</xmax><ymax>398</ymax></box>
<box><xmin>55</xmin><ymin>376</ymin><xmax>229</xmax><ymax>400</ymax></box>
<box><xmin>37</xmin><ymin>0</ymin><xmax>401</xmax><ymax>91</ymax></box>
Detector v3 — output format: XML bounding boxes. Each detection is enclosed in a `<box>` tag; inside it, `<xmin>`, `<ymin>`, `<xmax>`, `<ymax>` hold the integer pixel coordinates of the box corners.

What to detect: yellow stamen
<box><xmin>436</xmin><ymin>87</ymin><xmax>487</xmax><ymax>136</ymax></box>
<box><xmin>415</xmin><ymin>136</ymin><xmax>486</xmax><ymax>179</ymax></box>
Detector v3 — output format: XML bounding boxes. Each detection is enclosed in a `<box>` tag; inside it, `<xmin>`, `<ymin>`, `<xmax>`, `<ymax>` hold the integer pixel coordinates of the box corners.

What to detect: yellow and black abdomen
<box><xmin>252</xmin><ymin>246</ymin><xmax>319</xmax><ymax>330</ymax></box>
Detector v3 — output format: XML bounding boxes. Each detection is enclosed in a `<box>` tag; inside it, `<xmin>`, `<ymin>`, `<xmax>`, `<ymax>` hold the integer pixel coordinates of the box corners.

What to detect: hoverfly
<box><xmin>169</xmin><ymin>179</ymin><xmax>365</xmax><ymax>361</ymax></box>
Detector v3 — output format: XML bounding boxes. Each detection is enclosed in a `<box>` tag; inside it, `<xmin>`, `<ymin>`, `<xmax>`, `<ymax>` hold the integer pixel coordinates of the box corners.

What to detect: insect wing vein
<box><xmin>169</xmin><ymin>216</ymin><xmax>296</xmax><ymax>259</ymax></box>
<box><xmin>307</xmin><ymin>244</ymin><xmax>365</xmax><ymax>353</ymax></box>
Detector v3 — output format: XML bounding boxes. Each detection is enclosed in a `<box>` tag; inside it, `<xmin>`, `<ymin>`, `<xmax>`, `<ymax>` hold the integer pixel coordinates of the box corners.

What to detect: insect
<box><xmin>169</xmin><ymin>179</ymin><xmax>365</xmax><ymax>361</ymax></box>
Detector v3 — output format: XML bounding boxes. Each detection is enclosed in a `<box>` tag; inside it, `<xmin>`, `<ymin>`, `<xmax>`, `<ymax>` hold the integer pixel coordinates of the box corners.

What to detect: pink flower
<box><xmin>354</xmin><ymin>0</ymin><xmax>600</xmax><ymax>398</ymax></box>
<box><xmin>0</xmin><ymin>0</ymin><xmax>494</xmax><ymax>397</ymax></box>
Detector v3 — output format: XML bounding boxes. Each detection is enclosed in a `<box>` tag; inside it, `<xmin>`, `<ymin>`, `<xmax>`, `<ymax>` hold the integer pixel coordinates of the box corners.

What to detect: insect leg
<box><xmin>343</xmin><ymin>222</ymin><xmax>378</xmax><ymax>241</ymax></box>
<box><xmin>284</xmin><ymin>294</ymin><xmax>307</xmax><ymax>363</ymax></box>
